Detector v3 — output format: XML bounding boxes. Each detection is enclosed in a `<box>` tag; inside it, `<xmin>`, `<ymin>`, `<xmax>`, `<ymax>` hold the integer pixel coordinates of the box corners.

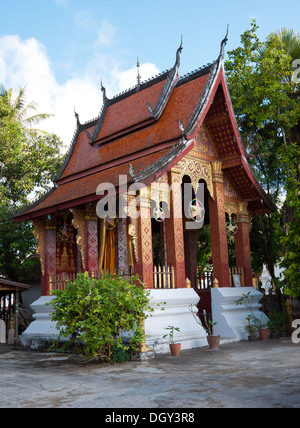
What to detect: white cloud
<box><xmin>116</xmin><ymin>63</ymin><xmax>160</xmax><ymax>92</ymax></box>
<box><xmin>0</xmin><ymin>34</ymin><xmax>159</xmax><ymax>150</ymax></box>
<box><xmin>95</xmin><ymin>21</ymin><xmax>119</xmax><ymax>46</ymax></box>
<box><xmin>0</xmin><ymin>35</ymin><xmax>98</xmax><ymax>147</ymax></box>
<box><xmin>74</xmin><ymin>10</ymin><xmax>118</xmax><ymax>46</ymax></box>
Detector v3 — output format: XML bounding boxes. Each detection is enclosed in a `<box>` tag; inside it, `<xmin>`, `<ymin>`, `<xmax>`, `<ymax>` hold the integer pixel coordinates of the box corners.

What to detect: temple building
<box><xmin>14</xmin><ymin>33</ymin><xmax>275</xmax><ymax>352</ymax></box>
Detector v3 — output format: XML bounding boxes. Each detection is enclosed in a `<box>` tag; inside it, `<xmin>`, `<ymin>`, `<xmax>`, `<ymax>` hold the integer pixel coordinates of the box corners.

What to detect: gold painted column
<box><xmin>32</xmin><ymin>218</ymin><xmax>57</xmax><ymax>296</ymax></box>
<box><xmin>138</xmin><ymin>187</ymin><xmax>153</xmax><ymax>288</ymax></box>
<box><xmin>208</xmin><ymin>161</ymin><xmax>230</xmax><ymax>287</ymax></box>
<box><xmin>72</xmin><ymin>209</ymin><xmax>87</xmax><ymax>272</ymax></box>
<box><xmin>72</xmin><ymin>207</ymin><xmax>99</xmax><ymax>275</ymax></box>
<box><xmin>85</xmin><ymin>213</ymin><xmax>99</xmax><ymax>275</ymax></box>
<box><xmin>235</xmin><ymin>203</ymin><xmax>253</xmax><ymax>287</ymax></box>
<box><xmin>128</xmin><ymin>187</ymin><xmax>154</xmax><ymax>288</ymax></box>
<box><xmin>165</xmin><ymin>167</ymin><xmax>186</xmax><ymax>288</ymax></box>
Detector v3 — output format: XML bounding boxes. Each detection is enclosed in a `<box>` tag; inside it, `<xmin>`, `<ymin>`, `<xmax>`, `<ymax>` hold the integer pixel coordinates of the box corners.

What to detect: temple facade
<box><xmin>14</xmin><ymin>35</ymin><xmax>275</xmax><ymax>352</ymax></box>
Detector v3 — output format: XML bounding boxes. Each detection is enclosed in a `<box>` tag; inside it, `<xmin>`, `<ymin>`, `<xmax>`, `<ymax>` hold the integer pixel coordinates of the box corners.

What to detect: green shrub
<box><xmin>49</xmin><ymin>272</ymin><xmax>152</xmax><ymax>363</ymax></box>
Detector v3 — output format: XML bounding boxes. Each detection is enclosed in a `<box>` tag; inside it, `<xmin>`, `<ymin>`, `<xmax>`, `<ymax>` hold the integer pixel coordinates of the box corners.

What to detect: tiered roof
<box><xmin>14</xmin><ymin>35</ymin><xmax>275</xmax><ymax>223</ymax></box>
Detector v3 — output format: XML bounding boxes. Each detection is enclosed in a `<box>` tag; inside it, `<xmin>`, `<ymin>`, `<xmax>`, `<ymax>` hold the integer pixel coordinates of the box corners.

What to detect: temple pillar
<box><xmin>44</xmin><ymin>226</ymin><xmax>57</xmax><ymax>295</ymax></box>
<box><xmin>235</xmin><ymin>203</ymin><xmax>252</xmax><ymax>287</ymax></box>
<box><xmin>72</xmin><ymin>209</ymin><xmax>87</xmax><ymax>271</ymax></box>
<box><xmin>72</xmin><ymin>207</ymin><xmax>99</xmax><ymax>275</ymax></box>
<box><xmin>165</xmin><ymin>168</ymin><xmax>186</xmax><ymax>288</ymax></box>
<box><xmin>116</xmin><ymin>218</ymin><xmax>127</xmax><ymax>274</ymax></box>
<box><xmin>129</xmin><ymin>187</ymin><xmax>153</xmax><ymax>288</ymax></box>
<box><xmin>33</xmin><ymin>219</ymin><xmax>57</xmax><ymax>296</ymax></box>
<box><xmin>85</xmin><ymin>215</ymin><xmax>99</xmax><ymax>275</ymax></box>
<box><xmin>209</xmin><ymin>161</ymin><xmax>230</xmax><ymax>287</ymax></box>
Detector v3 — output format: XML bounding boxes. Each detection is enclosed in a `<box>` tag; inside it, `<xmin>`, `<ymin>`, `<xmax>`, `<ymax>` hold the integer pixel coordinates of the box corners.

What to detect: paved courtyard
<box><xmin>0</xmin><ymin>338</ymin><xmax>299</xmax><ymax>409</ymax></box>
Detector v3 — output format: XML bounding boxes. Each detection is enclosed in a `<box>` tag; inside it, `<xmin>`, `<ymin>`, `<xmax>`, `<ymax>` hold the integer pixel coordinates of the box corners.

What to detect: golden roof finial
<box><xmin>137</xmin><ymin>57</ymin><xmax>141</xmax><ymax>88</ymax></box>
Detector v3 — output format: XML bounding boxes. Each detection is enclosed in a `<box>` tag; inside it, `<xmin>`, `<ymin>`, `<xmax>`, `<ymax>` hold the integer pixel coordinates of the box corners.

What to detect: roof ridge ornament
<box><xmin>146</xmin><ymin>37</ymin><xmax>183</xmax><ymax>119</ymax></box>
<box><xmin>100</xmin><ymin>80</ymin><xmax>109</xmax><ymax>103</ymax></box>
<box><xmin>182</xmin><ymin>26</ymin><xmax>229</xmax><ymax>138</ymax></box>
<box><xmin>220</xmin><ymin>25</ymin><xmax>229</xmax><ymax>60</ymax></box>
<box><xmin>85</xmin><ymin>80</ymin><xmax>110</xmax><ymax>145</ymax></box>
<box><xmin>74</xmin><ymin>106</ymin><xmax>81</xmax><ymax>128</ymax></box>
<box><xmin>137</xmin><ymin>57</ymin><xmax>141</xmax><ymax>90</ymax></box>
<box><xmin>176</xmin><ymin>35</ymin><xmax>183</xmax><ymax>68</ymax></box>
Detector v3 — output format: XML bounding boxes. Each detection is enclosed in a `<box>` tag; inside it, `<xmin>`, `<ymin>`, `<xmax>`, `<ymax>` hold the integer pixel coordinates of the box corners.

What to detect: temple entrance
<box><xmin>181</xmin><ymin>176</ymin><xmax>213</xmax><ymax>320</ymax></box>
<box><xmin>151</xmin><ymin>200</ymin><xmax>174</xmax><ymax>289</ymax></box>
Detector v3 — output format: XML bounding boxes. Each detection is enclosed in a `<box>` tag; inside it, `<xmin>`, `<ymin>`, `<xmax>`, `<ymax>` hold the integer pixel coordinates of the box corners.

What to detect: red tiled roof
<box><xmin>13</xmin><ymin>54</ymin><xmax>275</xmax><ymax>221</ymax></box>
<box><xmin>98</xmin><ymin>78</ymin><xmax>166</xmax><ymax>141</ymax></box>
<box><xmin>58</xmin><ymin>71</ymin><xmax>210</xmax><ymax>183</ymax></box>
<box><xmin>14</xmin><ymin>148</ymin><xmax>172</xmax><ymax>221</ymax></box>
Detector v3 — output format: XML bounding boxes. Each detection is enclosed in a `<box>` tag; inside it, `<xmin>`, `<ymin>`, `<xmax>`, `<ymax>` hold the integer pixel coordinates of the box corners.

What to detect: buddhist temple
<box><xmin>13</xmin><ymin>33</ymin><xmax>275</xmax><ymax>352</ymax></box>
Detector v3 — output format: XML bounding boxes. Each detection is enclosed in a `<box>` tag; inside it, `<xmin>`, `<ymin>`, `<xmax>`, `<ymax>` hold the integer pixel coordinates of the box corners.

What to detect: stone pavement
<box><xmin>0</xmin><ymin>338</ymin><xmax>299</xmax><ymax>409</ymax></box>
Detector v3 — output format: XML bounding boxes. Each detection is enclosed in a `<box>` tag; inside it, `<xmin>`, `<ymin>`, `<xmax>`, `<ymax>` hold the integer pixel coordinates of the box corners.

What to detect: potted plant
<box><xmin>245</xmin><ymin>315</ymin><xmax>258</xmax><ymax>341</ymax></box>
<box><xmin>236</xmin><ymin>292</ymin><xmax>270</xmax><ymax>341</ymax></box>
<box><xmin>203</xmin><ymin>310</ymin><xmax>220</xmax><ymax>349</ymax></box>
<box><xmin>163</xmin><ymin>326</ymin><xmax>181</xmax><ymax>356</ymax></box>
<box><xmin>257</xmin><ymin>324</ymin><xmax>271</xmax><ymax>340</ymax></box>
<box><xmin>189</xmin><ymin>306</ymin><xmax>220</xmax><ymax>349</ymax></box>
<box><xmin>267</xmin><ymin>310</ymin><xmax>286</xmax><ymax>338</ymax></box>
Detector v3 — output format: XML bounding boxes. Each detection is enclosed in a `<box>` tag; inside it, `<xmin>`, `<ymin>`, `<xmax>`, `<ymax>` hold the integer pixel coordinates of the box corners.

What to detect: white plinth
<box><xmin>211</xmin><ymin>287</ymin><xmax>269</xmax><ymax>341</ymax></box>
<box><xmin>18</xmin><ymin>296</ymin><xmax>60</xmax><ymax>349</ymax></box>
<box><xmin>145</xmin><ymin>289</ymin><xmax>208</xmax><ymax>354</ymax></box>
<box><xmin>20</xmin><ymin>289</ymin><xmax>208</xmax><ymax>353</ymax></box>
<box><xmin>0</xmin><ymin>319</ymin><xmax>6</xmax><ymax>344</ymax></box>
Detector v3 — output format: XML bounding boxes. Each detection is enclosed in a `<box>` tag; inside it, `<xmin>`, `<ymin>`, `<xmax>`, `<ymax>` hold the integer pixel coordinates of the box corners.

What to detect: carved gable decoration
<box><xmin>177</xmin><ymin>155</ymin><xmax>214</xmax><ymax>199</ymax></box>
<box><xmin>192</xmin><ymin>125</ymin><xmax>218</xmax><ymax>160</ymax></box>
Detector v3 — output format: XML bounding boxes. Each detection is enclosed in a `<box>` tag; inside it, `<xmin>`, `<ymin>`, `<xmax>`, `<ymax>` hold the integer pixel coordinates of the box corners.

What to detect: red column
<box><xmin>235</xmin><ymin>203</ymin><xmax>252</xmax><ymax>287</ymax></box>
<box><xmin>209</xmin><ymin>162</ymin><xmax>230</xmax><ymax>287</ymax></box>
<box><xmin>165</xmin><ymin>168</ymin><xmax>186</xmax><ymax>288</ymax></box>
<box><xmin>117</xmin><ymin>218</ymin><xmax>128</xmax><ymax>274</ymax></box>
<box><xmin>45</xmin><ymin>227</ymin><xmax>57</xmax><ymax>295</ymax></box>
<box><xmin>33</xmin><ymin>220</ymin><xmax>57</xmax><ymax>296</ymax></box>
<box><xmin>86</xmin><ymin>218</ymin><xmax>99</xmax><ymax>275</ymax></box>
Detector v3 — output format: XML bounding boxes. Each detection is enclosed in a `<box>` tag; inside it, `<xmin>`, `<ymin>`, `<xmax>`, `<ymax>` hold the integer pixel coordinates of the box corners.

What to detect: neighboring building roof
<box><xmin>13</xmin><ymin>34</ymin><xmax>276</xmax><ymax>223</ymax></box>
<box><xmin>0</xmin><ymin>279</ymin><xmax>30</xmax><ymax>292</ymax></box>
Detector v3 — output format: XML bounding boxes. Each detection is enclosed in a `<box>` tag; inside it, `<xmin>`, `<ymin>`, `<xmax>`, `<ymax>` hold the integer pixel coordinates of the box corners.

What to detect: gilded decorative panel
<box><xmin>32</xmin><ymin>220</ymin><xmax>46</xmax><ymax>276</ymax></box>
<box><xmin>193</xmin><ymin>125</ymin><xmax>218</xmax><ymax>159</ymax></box>
<box><xmin>175</xmin><ymin>155</ymin><xmax>214</xmax><ymax>199</ymax></box>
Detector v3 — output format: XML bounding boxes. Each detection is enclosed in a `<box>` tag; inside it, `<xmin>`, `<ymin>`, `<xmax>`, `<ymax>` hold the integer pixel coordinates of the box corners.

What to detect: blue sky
<box><xmin>1</xmin><ymin>0</ymin><xmax>299</xmax><ymax>146</ymax></box>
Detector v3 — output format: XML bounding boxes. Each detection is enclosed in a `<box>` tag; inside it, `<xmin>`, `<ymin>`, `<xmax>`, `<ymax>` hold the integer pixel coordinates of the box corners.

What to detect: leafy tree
<box><xmin>279</xmin><ymin>142</ymin><xmax>300</xmax><ymax>297</ymax></box>
<box><xmin>197</xmin><ymin>224</ymin><xmax>212</xmax><ymax>273</ymax></box>
<box><xmin>225</xmin><ymin>22</ymin><xmax>300</xmax><ymax>292</ymax></box>
<box><xmin>0</xmin><ymin>85</ymin><xmax>64</xmax><ymax>280</ymax></box>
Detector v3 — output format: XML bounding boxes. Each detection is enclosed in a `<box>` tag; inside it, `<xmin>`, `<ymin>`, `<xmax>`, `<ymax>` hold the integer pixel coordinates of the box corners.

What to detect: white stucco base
<box><xmin>211</xmin><ymin>287</ymin><xmax>269</xmax><ymax>341</ymax></box>
<box><xmin>145</xmin><ymin>289</ymin><xmax>208</xmax><ymax>354</ymax></box>
<box><xmin>19</xmin><ymin>287</ymin><xmax>269</xmax><ymax>352</ymax></box>
<box><xmin>18</xmin><ymin>289</ymin><xmax>208</xmax><ymax>353</ymax></box>
<box><xmin>18</xmin><ymin>296</ymin><xmax>60</xmax><ymax>350</ymax></box>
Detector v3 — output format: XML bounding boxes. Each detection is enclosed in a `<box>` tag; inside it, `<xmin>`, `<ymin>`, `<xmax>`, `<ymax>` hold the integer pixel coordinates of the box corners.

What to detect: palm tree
<box><xmin>273</xmin><ymin>28</ymin><xmax>300</xmax><ymax>65</ymax></box>
<box><xmin>269</xmin><ymin>29</ymin><xmax>300</xmax><ymax>146</ymax></box>
<box><xmin>0</xmin><ymin>84</ymin><xmax>53</xmax><ymax>131</ymax></box>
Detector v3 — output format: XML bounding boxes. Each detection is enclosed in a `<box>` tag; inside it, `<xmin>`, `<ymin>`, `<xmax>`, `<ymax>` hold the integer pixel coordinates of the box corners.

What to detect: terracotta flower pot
<box><xmin>207</xmin><ymin>335</ymin><xmax>221</xmax><ymax>350</ymax></box>
<box><xmin>259</xmin><ymin>327</ymin><xmax>270</xmax><ymax>340</ymax></box>
<box><xmin>169</xmin><ymin>343</ymin><xmax>181</xmax><ymax>356</ymax></box>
